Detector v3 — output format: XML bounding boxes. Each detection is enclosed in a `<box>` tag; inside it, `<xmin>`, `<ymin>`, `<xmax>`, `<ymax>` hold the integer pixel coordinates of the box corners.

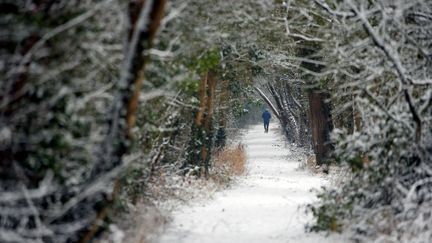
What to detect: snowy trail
<box><xmin>159</xmin><ymin>124</ymin><xmax>345</xmax><ymax>243</ymax></box>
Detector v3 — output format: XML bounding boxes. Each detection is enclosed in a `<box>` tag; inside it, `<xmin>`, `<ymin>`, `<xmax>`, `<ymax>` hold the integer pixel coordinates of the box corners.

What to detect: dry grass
<box><xmin>211</xmin><ymin>144</ymin><xmax>247</xmax><ymax>182</ymax></box>
<box><xmin>306</xmin><ymin>154</ymin><xmax>318</xmax><ymax>172</ymax></box>
<box><xmin>305</xmin><ymin>154</ymin><xmax>330</xmax><ymax>174</ymax></box>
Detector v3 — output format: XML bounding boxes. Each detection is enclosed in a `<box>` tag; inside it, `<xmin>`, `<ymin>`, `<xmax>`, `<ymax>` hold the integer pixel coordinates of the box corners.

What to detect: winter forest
<box><xmin>1</xmin><ymin>0</ymin><xmax>432</xmax><ymax>242</ymax></box>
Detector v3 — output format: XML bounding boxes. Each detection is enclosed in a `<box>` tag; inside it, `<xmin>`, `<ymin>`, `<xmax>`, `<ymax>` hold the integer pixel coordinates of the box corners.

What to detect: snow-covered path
<box><xmin>159</xmin><ymin>124</ymin><xmax>345</xmax><ymax>243</ymax></box>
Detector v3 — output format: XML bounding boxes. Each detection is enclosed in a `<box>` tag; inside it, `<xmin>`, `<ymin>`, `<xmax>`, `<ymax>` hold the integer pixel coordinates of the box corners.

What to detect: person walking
<box><xmin>262</xmin><ymin>109</ymin><xmax>271</xmax><ymax>133</ymax></box>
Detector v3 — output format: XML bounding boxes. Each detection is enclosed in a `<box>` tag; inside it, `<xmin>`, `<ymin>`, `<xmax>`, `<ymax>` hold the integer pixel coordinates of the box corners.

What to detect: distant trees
<box><xmin>169</xmin><ymin>0</ymin><xmax>277</xmax><ymax>175</ymax></box>
<box><xmin>245</xmin><ymin>2</ymin><xmax>335</xmax><ymax>164</ymax></box>
<box><xmin>255</xmin><ymin>75</ymin><xmax>311</xmax><ymax>147</ymax></box>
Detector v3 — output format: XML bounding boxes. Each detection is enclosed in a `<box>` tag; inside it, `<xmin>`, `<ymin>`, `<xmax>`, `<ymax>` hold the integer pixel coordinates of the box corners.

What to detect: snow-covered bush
<box><xmin>0</xmin><ymin>1</ymin><xmax>127</xmax><ymax>242</ymax></box>
<box><xmin>0</xmin><ymin>0</ymin><xmax>173</xmax><ymax>241</ymax></box>
<box><xmin>302</xmin><ymin>0</ymin><xmax>432</xmax><ymax>241</ymax></box>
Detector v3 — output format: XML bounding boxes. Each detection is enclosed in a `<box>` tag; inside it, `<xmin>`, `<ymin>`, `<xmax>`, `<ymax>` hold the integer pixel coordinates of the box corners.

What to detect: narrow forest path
<box><xmin>158</xmin><ymin>124</ymin><xmax>346</xmax><ymax>243</ymax></box>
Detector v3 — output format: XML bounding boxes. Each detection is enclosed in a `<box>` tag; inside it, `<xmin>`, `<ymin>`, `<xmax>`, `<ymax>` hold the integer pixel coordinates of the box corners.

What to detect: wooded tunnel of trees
<box><xmin>1</xmin><ymin>0</ymin><xmax>432</xmax><ymax>242</ymax></box>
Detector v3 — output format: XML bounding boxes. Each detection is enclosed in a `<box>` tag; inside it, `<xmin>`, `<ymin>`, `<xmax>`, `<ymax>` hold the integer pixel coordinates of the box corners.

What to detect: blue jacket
<box><xmin>262</xmin><ymin>110</ymin><xmax>271</xmax><ymax>122</ymax></box>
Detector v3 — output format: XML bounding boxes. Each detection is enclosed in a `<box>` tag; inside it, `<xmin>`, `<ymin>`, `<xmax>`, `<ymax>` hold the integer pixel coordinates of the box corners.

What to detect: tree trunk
<box><xmin>352</xmin><ymin>97</ymin><xmax>370</xmax><ymax>166</ymax></box>
<box><xmin>186</xmin><ymin>72</ymin><xmax>208</xmax><ymax>171</ymax></box>
<box><xmin>297</xmin><ymin>43</ymin><xmax>334</xmax><ymax>165</ymax></box>
<box><xmin>80</xmin><ymin>1</ymin><xmax>166</xmax><ymax>242</ymax></box>
<box><xmin>195</xmin><ymin>73</ymin><xmax>208</xmax><ymax>126</ymax></box>
<box><xmin>308</xmin><ymin>90</ymin><xmax>333</xmax><ymax>165</ymax></box>
<box><xmin>187</xmin><ymin>71</ymin><xmax>217</xmax><ymax>177</ymax></box>
<box><xmin>215</xmin><ymin>79</ymin><xmax>229</xmax><ymax>149</ymax></box>
<box><xmin>201</xmin><ymin>71</ymin><xmax>217</xmax><ymax>176</ymax></box>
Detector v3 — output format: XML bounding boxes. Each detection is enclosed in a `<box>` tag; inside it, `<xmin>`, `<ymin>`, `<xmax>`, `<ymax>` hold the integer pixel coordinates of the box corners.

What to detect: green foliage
<box><xmin>346</xmin><ymin>155</ymin><xmax>364</xmax><ymax>172</ymax></box>
<box><xmin>228</xmin><ymin>80</ymin><xmax>242</xmax><ymax>95</ymax></box>
<box><xmin>178</xmin><ymin>78</ymin><xmax>200</xmax><ymax>96</ymax></box>
<box><xmin>318</xmin><ymin>78</ymin><xmax>329</xmax><ymax>90</ymax></box>
<box><xmin>309</xmin><ymin>205</ymin><xmax>342</xmax><ymax>233</ymax></box>
<box><xmin>248</xmin><ymin>46</ymin><xmax>265</xmax><ymax>62</ymax></box>
<box><xmin>195</xmin><ymin>49</ymin><xmax>221</xmax><ymax>73</ymax></box>
<box><xmin>308</xmin><ymin>189</ymin><xmax>353</xmax><ymax>233</ymax></box>
<box><xmin>121</xmin><ymin>166</ymin><xmax>149</xmax><ymax>202</ymax></box>
<box><xmin>251</xmin><ymin>65</ymin><xmax>264</xmax><ymax>76</ymax></box>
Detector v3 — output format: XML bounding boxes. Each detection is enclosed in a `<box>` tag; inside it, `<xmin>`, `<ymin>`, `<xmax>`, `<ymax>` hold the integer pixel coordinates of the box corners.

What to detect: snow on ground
<box><xmin>158</xmin><ymin>124</ymin><xmax>348</xmax><ymax>243</ymax></box>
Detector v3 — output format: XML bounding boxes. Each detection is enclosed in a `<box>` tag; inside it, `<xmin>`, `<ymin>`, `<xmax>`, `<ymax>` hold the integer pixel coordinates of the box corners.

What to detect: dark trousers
<box><xmin>264</xmin><ymin>121</ymin><xmax>269</xmax><ymax>132</ymax></box>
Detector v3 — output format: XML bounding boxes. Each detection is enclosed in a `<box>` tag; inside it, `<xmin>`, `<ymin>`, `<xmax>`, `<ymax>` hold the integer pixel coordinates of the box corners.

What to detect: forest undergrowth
<box><xmin>102</xmin><ymin>141</ymin><xmax>248</xmax><ymax>243</ymax></box>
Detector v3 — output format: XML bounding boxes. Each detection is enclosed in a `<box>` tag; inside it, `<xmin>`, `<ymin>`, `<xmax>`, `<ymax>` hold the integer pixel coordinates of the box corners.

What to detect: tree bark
<box><xmin>297</xmin><ymin>43</ymin><xmax>334</xmax><ymax>165</ymax></box>
<box><xmin>308</xmin><ymin>90</ymin><xmax>333</xmax><ymax>165</ymax></box>
<box><xmin>201</xmin><ymin>71</ymin><xmax>217</xmax><ymax>176</ymax></box>
<box><xmin>215</xmin><ymin>79</ymin><xmax>229</xmax><ymax>149</ymax></box>
<box><xmin>195</xmin><ymin>73</ymin><xmax>208</xmax><ymax>126</ymax></box>
<box><xmin>80</xmin><ymin>1</ymin><xmax>166</xmax><ymax>242</ymax></box>
<box><xmin>186</xmin><ymin>72</ymin><xmax>208</xmax><ymax>171</ymax></box>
